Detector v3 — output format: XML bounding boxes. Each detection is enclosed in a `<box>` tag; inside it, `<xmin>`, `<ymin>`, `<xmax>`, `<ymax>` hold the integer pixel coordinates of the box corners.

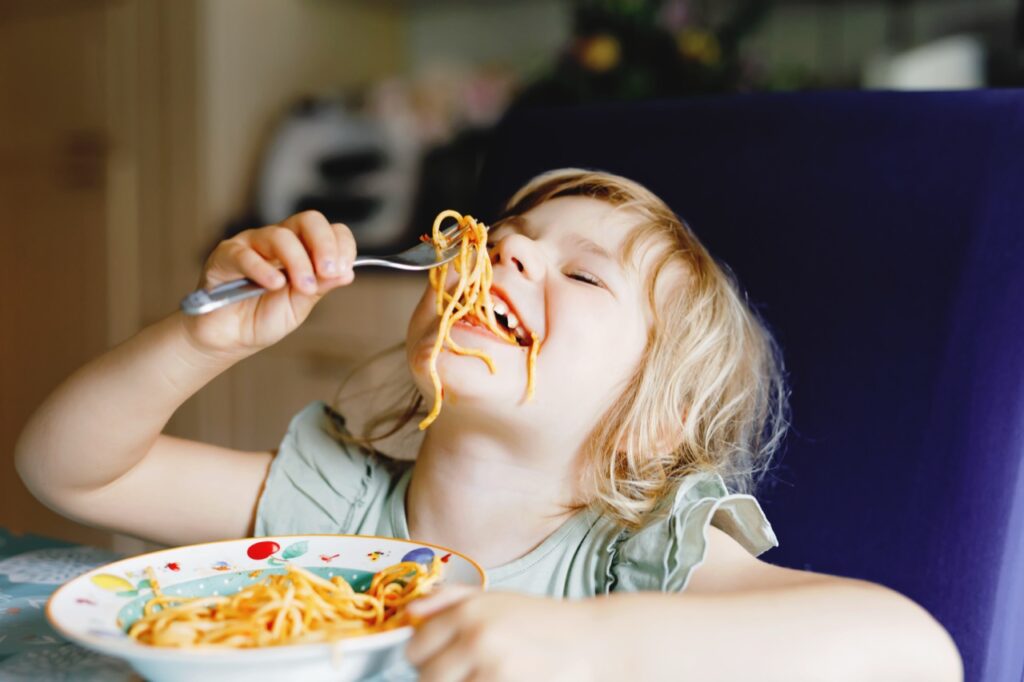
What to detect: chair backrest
<box><xmin>476</xmin><ymin>90</ymin><xmax>1024</xmax><ymax>682</ymax></box>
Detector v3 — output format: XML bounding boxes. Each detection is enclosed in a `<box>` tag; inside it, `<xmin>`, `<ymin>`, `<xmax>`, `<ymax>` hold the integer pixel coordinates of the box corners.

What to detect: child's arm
<box><xmin>596</xmin><ymin>580</ymin><xmax>961</xmax><ymax>681</ymax></box>
<box><xmin>15</xmin><ymin>311</ymin><xmax>272</xmax><ymax>545</ymax></box>
<box><xmin>15</xmin><ymin>211</ymin><xmax>356</xmax><ymax>546</ymax></box>
<box><xmin>406</xmin><ymin>529</ymin><xmax>962</xmax><ymax>681</ymax></box>
<box><xmin>407</xmin><ymin>578</ymin><xmax>961</xmax><ymax>682</ymax></box>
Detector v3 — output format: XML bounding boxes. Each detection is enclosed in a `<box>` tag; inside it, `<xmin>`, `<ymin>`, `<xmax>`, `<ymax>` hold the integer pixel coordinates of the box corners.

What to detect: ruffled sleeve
<box><xmin>253</xmin><ymin>400</ymin><xmax>408</xmax><ymax>537</ymax></box>
<box><xmin>605</xmin><ymin>471</ymin><xmax>778</xmax><ymax>593</ymax></box>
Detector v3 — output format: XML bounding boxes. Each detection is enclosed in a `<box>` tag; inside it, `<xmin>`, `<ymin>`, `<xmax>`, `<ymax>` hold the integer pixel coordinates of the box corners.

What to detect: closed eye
<box><xmin>566</xmin><ymin>271</ymin><xmax>605</xmax><ymax>288</ymax></box>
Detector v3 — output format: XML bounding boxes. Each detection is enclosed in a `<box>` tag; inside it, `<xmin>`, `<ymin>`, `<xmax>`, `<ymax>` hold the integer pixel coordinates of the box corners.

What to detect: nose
<box><xmin>490</xmin><ymin>232</ymin><xmax>543</xmax><ymax>282</ymax></box>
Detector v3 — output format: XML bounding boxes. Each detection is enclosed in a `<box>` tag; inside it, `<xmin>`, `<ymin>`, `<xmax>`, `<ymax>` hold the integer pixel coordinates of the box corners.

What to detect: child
<box><xmin>16</xmin><ymin>169</ymin><xmax>961</xmax><ymax>680</ymax></box>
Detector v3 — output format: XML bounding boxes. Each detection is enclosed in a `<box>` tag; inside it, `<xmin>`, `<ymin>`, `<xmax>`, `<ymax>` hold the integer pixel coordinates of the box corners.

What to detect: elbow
<box><xmin>13</xmin><ymin>429</ymin><xmax>43</xmax><ymax>499</ymax></box>
<box><xmin>846</xmin><ymin>582</ymin><xmax>964</xmax><ymax>682</ymax></box>
<box><xmin>898</xmin><ymin>611</ymin><xmax>963</xmax><ymax>682</ymax></box>
<box><xmin>912</xmin><ymin>609</ymin><xmax>963</xmax><ymax>682</ymax></box>
<box><xmin>14</xmin><ymin>427</ymin><xmax>69</xmax><ymax>516</ymax></box>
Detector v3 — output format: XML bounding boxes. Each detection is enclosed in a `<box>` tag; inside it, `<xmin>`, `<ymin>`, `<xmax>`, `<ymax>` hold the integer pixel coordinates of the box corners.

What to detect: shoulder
<box><xmin>684</xmin><ymin>525</ymin><xmax>827</xmax><ymax>593</ymax></box>
<box><xmin>677</xmin><ymin>472</ymin><xmax>835</xmax><ymax>593</ymax></box>
<box><xmin>273</xmin><ymin>400</ymin><xmax>409</xmax><ymax>478</ymax></box>
<box><xmin>254</xmin><ymin>400</ymin><xmax>410</xmax><ymax>536</ymax></box>
<box><xmin>605</xmin><ymin>470</ymin><xmax>784</xmax><ymax>594</ymax></box>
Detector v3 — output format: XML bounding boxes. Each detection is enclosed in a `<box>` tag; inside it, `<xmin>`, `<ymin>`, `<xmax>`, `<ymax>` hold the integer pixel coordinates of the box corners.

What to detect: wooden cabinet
<box><xmin>0</xmin><ymin>0</ymin><xmax>116</xmax><ymax>549</ymax></box>
<box><xmin>1</xmin><ymin>0</ymin><xmax>407</xmax><ymax>551</ymax></box>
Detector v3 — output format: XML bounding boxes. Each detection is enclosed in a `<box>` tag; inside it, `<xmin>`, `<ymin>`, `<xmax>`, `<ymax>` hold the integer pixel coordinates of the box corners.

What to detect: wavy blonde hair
<box><xmin>331</xmin><ymin>168</ymin><xmax>789</xmax><ymax>529</ymax></box>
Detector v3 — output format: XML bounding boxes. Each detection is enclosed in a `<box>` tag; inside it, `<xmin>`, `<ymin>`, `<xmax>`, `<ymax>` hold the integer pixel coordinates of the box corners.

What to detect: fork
<box><xmin>180</xmin><ymin>223</ymin><xmax>468</xmax><ymax>316</ymax></box>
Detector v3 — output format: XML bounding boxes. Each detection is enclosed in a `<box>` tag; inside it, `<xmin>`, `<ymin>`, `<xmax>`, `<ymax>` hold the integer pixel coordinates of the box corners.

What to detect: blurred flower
<box><xmin>461</xmin><ymin>67</ymin><xmax>518</xmax><ymax>128</ymax></box>
<box><xmin>518</xmin><ymin>0</ymin><xmax>768</xmax><ymax>105</ymax></box>
<box><xmin>575</xmin><ymin>33</ymin><xmax>622</xmax><ymax>73</ymax></box>
<box><xmin>658</xmin><ymin>0</ymin><xmax>690</xmax><ymax>32</ymax></box>
<box><xmin>364</xmin><ymin>64</ymin><xmax>517</xmax><ymax>148</ymax></box>
<box><xmin>677</xmin><ymin>28</ymin><xmax>721</xmax><ymax>66</ymax></box>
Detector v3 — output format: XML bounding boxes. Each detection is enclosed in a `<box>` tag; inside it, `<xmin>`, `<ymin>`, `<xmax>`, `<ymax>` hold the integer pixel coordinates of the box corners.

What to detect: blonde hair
<box><xmin>331</xmin><ymin>168</ymin><xmax>789</xmax><ymax>529</ymax></box>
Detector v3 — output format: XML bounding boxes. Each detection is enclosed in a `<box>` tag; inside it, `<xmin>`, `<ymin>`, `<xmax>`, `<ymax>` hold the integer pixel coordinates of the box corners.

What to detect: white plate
<box><xmin>46</xmin><ymin>534</ymin><xmax>486</xmax><ymax>681</ymax></box>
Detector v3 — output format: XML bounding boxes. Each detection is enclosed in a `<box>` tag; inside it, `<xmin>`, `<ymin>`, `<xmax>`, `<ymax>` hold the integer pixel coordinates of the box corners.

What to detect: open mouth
<box><xmin>489</xmin><ymin>296</ymin><xmax>531</xmax><ymax>347</ymax></box>
<box><xmin>450</xmin><ymin>283</ymin><xmax>536</xmax><ymax>348</ymax></box>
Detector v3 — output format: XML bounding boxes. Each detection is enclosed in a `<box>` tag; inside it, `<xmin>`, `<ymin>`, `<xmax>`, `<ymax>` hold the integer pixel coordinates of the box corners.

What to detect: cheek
<box><xmin>542</xmin><ymin>300</ymin><xmax>646</xmax><ymax>391</ymax></box>
<box><xmin>405</xmin><ymin>267</ymin><xmax>462</xmax><ymax>351</ymax></box>
<box><xmin>405</xmin><ymin>287</ymin><xmax>439</xmax><ymax>367</ymax></box>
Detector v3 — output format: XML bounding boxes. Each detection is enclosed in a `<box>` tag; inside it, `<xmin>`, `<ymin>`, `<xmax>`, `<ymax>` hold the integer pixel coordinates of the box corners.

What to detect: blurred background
<box><xmin>2</xmin><ymin>0</ymin><xmax>1023</xmax><ymax>551</ymax></box>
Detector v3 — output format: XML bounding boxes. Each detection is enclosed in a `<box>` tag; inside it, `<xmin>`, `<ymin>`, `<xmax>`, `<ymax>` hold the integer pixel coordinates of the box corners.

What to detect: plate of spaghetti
<box><xmin>46</xmin><ymin>535</ymin><xmax>485</xmax><ymax>682</ymax></box>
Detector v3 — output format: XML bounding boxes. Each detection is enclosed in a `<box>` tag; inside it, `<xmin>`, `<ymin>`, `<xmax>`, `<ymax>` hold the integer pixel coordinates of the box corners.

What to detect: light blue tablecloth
<box><xmin>0</xmin><ymin>528</ymin><xmax>134</xmax><ymax>681</ymax></box>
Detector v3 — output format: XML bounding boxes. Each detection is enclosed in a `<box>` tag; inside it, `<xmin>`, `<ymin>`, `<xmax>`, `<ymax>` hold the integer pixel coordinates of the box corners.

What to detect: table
<box><xmin>0</xmin><ymin>528</ymin><xmax>135</xmax><ymax>681</ymax></box>
<box><xmin>0</xmin><ymin>529</ymin><xmax>417</xmax><ymax>681</ymax></box>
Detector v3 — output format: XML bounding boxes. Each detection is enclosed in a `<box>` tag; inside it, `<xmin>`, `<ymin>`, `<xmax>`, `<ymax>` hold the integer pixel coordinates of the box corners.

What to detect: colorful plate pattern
<box><xmin>46</xmin><ymin>535</ymin><xmax>486</xmax><ymax>682</ymax></box>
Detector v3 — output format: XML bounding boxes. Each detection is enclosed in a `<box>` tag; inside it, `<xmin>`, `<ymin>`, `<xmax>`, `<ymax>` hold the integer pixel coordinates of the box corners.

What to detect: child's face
<box><xmin>405</xmin><ymin>196</ymin><xmax>656</xmax><ymax>450</ymax></box>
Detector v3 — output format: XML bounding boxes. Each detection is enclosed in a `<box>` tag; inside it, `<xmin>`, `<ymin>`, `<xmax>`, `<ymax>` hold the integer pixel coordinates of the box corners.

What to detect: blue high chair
<box><xmin>476</xmin><ymin>90</ymin><xmax>1024</xmax><ymax>681</ymax></box>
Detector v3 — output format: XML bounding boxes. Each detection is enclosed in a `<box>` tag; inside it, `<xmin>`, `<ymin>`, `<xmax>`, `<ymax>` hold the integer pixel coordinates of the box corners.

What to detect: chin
<box><xmin>409</xmin><ymin>344</ymin><xmax>523</xmax><ymax>412</ymax></box>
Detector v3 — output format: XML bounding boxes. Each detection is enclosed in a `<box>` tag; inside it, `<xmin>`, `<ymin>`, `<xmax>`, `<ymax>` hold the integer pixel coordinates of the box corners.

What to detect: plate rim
<box><xmin>45</xmin><ymin>533</ymin><xmax>487</xmax><ymax>662</ymax></box>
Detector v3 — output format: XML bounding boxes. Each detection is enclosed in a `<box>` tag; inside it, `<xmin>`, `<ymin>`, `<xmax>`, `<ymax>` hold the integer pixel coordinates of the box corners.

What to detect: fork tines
<box><xmin>438</xmin><ymin>217</ymin><xmax>474</xmax><ymax>246</ymax></box>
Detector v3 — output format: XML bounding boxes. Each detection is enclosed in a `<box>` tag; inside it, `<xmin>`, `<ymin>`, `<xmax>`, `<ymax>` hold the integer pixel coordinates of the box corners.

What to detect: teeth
<box><xmin>489</xmin><ymin>295</ymin><xmax>529</xmax><ymax>344</ymax></box>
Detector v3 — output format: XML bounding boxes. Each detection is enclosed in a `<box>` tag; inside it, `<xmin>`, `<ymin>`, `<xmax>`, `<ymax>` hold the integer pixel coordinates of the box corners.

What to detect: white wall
<box><xmin>747</xmin><ymin>0</ymin><xmax>1017</xmax><ymax>85</ymax></box>
<box><xmin>406</xmin><ymin>0</ymin><xmax>571</xmax><ymax>78</ymax></box>
<box><xmin>198</xmin><ymin>0</ymin><xmax>405</xmax><ymax>235</ymax></box>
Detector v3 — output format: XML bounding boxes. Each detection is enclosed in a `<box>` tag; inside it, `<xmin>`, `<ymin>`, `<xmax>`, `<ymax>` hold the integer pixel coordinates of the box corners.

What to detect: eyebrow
<box><xmin>498</xmin><ymin>215</ymin><xmax>626</xmax><ymax>269</ymax></box>
<box><xmin>568</xmin><ymin>234</ymin><xmax>615</xmax><ymax>263</ymax></box>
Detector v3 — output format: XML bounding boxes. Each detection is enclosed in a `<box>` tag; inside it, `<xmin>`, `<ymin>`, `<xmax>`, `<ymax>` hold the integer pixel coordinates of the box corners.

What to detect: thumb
<box><xmin>407</xmin><ymin>585</ymin><xmax>479</xmax><ymax>623</ymax></box>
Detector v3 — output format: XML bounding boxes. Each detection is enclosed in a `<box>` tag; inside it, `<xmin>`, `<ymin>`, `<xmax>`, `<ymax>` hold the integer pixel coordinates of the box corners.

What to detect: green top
<box><xmin>254</xmin><ymin>400</ymin><xmax>779</xmax><ymax>597</ymax></box>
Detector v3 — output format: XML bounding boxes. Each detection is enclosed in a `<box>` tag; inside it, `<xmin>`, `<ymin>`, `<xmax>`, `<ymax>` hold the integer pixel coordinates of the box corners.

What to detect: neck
<box><xmin>406</xmin><ymin>412</ymin><xmax>584</xmax><ymax>568</ymax></box>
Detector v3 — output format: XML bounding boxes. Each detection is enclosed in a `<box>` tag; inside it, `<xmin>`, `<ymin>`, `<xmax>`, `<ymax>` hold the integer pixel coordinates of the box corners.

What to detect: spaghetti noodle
<box><xmin>125</xmin><ymin>558</ymin><xmax>442</xmax><ymax>648</ymax></box>
<box><xmin>420</xmin><ymin>210</ymin><xmax>541</xmax><ymax>429</ymax></box>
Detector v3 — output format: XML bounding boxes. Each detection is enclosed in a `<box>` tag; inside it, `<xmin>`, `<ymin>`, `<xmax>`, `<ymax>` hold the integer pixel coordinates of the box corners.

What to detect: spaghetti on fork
<box><xmin>420</xmin><ymin>210</ymin><xmax>541</xmax><ymax>429</ymax></box>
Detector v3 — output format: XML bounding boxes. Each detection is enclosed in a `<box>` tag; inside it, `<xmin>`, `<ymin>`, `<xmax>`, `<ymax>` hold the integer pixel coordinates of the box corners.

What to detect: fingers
<box><xmin>284</xmin><ymin>211</ymin><xmax>337</xmax><ymax>278</ymax></box>
<box><xmin>407</xmin><ymin>612</ymin><xmax>458</xmax><ymax>666</ymax></box>
<box><xmin>282</xmin><ymin>210</ymin><xmax>357</xmax><ymax>278</ymax></box>
<box><xmin>203</xmin><ymin>211</ymin><xmax>356</xmax><ymax>297</ymax></box>
<box><xmin>232</xmin><ymin>243</ymin><xmax>287</xmax><ymax>290</ymax></box>
<box><xmin>202</xmin><ymin>239</ymin><xmax>286</xmax><ymax>291</ymax></box>
<box><xmin>249</xmin><ymin>226</ymin><xmax>318</xmax><ymax>295</ymax></box>
<box><xmin>408</xmin><ymin>585</ymin><xmax>478</xmax><ymax>621</ymax></box>
<box><xmin>407</xmin><ymin>594</ymin><xmax>476</xmax><ymax>667</ymax></box>
<box><xmin>414</xmin><ymin>631</ymin><xmax>477</xmax><ymax>682</ymax></box>
<box><xmin>332</xmin><ymin>222</ymin><xmax>357</xmax><ymax>272</ymax></box>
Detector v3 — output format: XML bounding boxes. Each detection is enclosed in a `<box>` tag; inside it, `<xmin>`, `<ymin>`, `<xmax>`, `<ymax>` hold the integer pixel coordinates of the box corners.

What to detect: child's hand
<box><xmin>181</xmin><ymin>210</ymin><xmax>356</xmax><ymax>359</ymax></box>
<box><xmin>406</xmin><ymin>587</ymin><xmax>608</xmax><ymax>681</ymax></box>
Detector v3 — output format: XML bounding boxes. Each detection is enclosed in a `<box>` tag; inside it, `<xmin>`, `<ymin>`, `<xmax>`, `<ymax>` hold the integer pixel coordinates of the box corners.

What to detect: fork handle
<box><xmin>180</xmin><ymin>278</ymin><xmax>265</xmax><ymax>316</ymax></box>
<box><xmin>180</xmin><ymin>258</ymin><xmax>372</xmax><ymax>316</ymax></box>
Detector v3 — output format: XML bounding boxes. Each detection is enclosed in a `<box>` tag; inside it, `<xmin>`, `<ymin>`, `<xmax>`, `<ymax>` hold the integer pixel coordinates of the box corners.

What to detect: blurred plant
<box><xmin>517</xmin><ymin>0</ymin><xmax>770</xmax><ymax>105</ymax></box>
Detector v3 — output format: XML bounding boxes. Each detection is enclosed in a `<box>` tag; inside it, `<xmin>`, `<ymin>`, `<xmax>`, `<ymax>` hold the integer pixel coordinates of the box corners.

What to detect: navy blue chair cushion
<box><xmin>475</xmin><ymin>90</ymin><xmax>1024</xmax><ymax>682</ymax></box>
